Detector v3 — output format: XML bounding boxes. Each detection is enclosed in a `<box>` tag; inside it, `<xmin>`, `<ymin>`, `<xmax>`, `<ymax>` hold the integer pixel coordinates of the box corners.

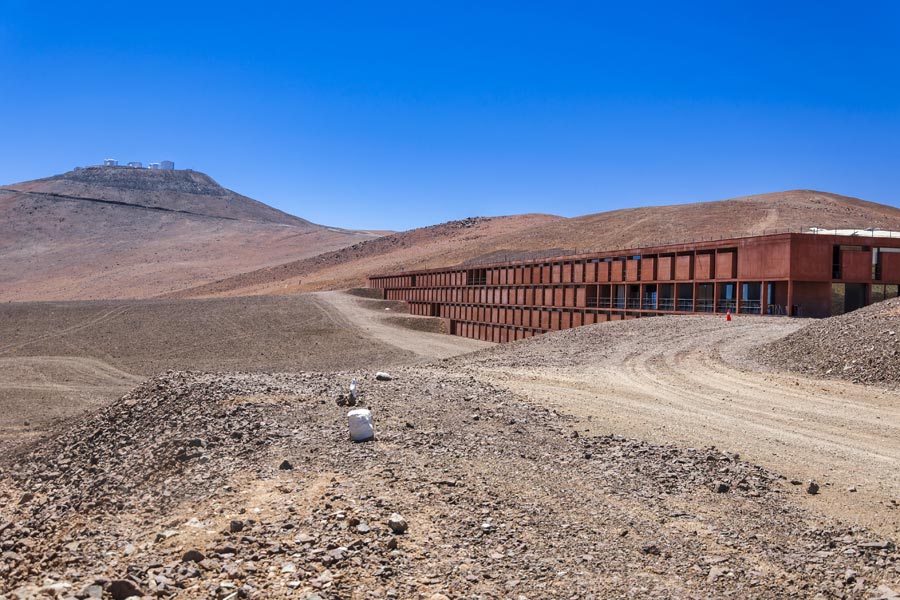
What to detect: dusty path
<box><xmin>456</xmin><ymin>316</ymin><xmax>900</xmax><ymax>537</ymax></box>
<box><xmin>0</xmin><ymin>356</ymin><xmax>142</xmax><ymax>450</ymax></box>
<box><xmin>313</xmin><ymin>290</ymin><xmax>491</xmax><ymax>360</ymax></box>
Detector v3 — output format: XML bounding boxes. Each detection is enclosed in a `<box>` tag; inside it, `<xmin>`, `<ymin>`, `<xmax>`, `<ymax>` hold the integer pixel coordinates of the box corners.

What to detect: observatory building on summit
<box><xmin>103</xmin><ymin>158</ymin><xmax>175</xmax><ymax>170</ymax></box>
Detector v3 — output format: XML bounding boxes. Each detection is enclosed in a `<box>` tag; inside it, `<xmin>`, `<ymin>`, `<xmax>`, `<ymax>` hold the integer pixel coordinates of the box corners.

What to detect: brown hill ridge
<box><xmin>0</xmin><ymin>167</ymin><xmax>381</xmax><ymax>301</ymax></box>
<box><xmin>172</xmin><ymin>189</ymin><xmax>900</xmax><ymax>299</ymax></box>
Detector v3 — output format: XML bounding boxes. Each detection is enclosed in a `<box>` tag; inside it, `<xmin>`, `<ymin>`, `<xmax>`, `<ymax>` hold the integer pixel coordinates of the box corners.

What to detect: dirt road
<box><xmin>314</xmin><ymin>290</ymin><xmax>491</xmax><ymax>360</ymax></box>
<box><xmin>453</xmin><ymin>316</ymin><xmax>900</xmax><ymax>537</ymax></box>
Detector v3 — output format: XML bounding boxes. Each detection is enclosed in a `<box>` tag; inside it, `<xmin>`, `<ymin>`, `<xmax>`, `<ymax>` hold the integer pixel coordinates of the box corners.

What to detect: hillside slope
<box><xmin>167</xmin><ymin>214</ymin><xmax>565</xmax><ymax>298</ymax></box>
<box><xmin>506</xmin><ymin>189</ymin><xmax>900</xmax><ymax>252</ymax></box>
<box><xmin>172</xmin><ymin>189</ymin><xmax>900</xmax><ymax>298</ymax></box>
<box><xmin>0</xmin><ymin>167</ymin><xmax>381</xmax><ymax>301</ymax></box>
<box><xmin>759</xmin><ymin>296</ymin><xmax>900</xmax><ymax>388</ymax></box>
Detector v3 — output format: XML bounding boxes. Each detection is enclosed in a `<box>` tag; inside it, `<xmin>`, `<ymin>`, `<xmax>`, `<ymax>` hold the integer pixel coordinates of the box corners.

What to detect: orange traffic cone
<box><xmin>725</xmin><ymin>310</ymin><xmax>732</xmax><ymax>322</ymax></box>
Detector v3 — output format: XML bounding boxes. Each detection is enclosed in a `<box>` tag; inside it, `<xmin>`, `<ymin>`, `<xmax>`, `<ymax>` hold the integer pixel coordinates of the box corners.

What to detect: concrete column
<box><xmin>787</xmin><ymin>279</ymin><xmax>794</xmax><ymax>317</ymax></box>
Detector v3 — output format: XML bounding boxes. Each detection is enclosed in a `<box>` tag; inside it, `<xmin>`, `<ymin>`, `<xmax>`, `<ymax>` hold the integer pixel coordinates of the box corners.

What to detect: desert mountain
<box><xmin>0</xmin><ymin>166</ymin><xmax>382</xmax><ymax>301</ymax></box>
<box><xmin>172</xmin><ymin>189</ymin><xmax>900</xmax><ymax>298</ymax></box>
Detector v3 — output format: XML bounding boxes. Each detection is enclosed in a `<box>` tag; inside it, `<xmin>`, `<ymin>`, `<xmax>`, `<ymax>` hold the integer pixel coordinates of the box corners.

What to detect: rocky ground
<box><xmin>0</xmin><ymin>292</ymin><xmax>484</xmax><ymax>453</ymax></box>
<box><xmin>759</xmin><ymin>297</ymin><xmax>900</xmax><ymax>389</ymax></box>
<box><xmin>2</xmin><ymin>369</ymin><xmax>899</xmax><ymax>599</ymax></box>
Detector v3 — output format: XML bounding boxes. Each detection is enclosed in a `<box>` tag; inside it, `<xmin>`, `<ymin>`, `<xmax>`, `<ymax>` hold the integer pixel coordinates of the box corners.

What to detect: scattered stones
<box><xmin>807</xmin><ymin>481</ymin><xmax>820</xmax><ymax>495</ymax></box>
<box><xmin>0</xmin><ymin>370</ymin><xmax>898</xmax><ymax>598</ymax></box>
<box><xmin>279</xmin><ymin>460</ymin><xmax>293</xmax><ymax>470</ymax></box>
<box><xmin>106</xmin><ymin>579</ymin><xmax>143</xmax><ymax>600</ymax></box>
<box><xmin>387</xmin><ymin>513</ymin><xmax>408</xmax><ymax>534</ymax></box>
<box><xmin>375</xmin><ymin>372</ymin><xmax>393</xmax><ymax>381</ymax></box>
<box><xmin>859</xmin><ymin>541</ymin><xmax>893</xmax><ymax>550</ymax></box>
<box><xmin>713</xmin><ymin>481</ymin><xmax>730</xmax><ymax>494</ymax></box>
<box><xmin>182</xmin><ymin>549</ymin><xmax>205</xmax><ymax>563</ymax></box>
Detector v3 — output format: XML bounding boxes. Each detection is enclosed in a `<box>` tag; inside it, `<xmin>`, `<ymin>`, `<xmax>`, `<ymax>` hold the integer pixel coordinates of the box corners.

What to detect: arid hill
<box><xmin>172</xmin><ymin>189</ymin><xmax>900</xmax><ymax>298</ymax></box>
<box><xmin>0</xmin><ymin>167</ymin><xmax>382</xmax><ymax>301</ymax></box>
<box><xmin>760</xmin><ymin>296</ymin><xmax>900</xmax><ymax>388</ymax></box>
<box><xmin>166</xmin><ymin>214</ymin><xmax>565</xmax><ymax>298</ymax></box>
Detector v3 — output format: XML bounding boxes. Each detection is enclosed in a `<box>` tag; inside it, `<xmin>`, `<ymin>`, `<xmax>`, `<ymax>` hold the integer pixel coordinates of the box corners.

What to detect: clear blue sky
<box><xmin>1</xmin><ymin>1</ymin><xmax>898</xmax><ymax>230</ymax></box>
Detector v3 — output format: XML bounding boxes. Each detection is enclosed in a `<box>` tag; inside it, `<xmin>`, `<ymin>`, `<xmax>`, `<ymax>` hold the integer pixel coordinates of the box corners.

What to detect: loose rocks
<box><xmin>0</xmin><ymin>370</ymin><xmax>897</xmax><ymax>599</ymax></box>
<box><xmin>387</xmin><ymin>513</ymin><xmax>408</xmax><ymax>534</ymax></box>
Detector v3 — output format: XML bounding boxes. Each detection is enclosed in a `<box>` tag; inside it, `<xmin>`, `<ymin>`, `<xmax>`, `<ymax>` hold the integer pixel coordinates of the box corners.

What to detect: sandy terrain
<box><xmin>0</xmin><ymin>357</ymin><xmax>142</xmax><ymax>449</ymax></box>
<box><xmin>167</xmin><ymin>215</ymin><xmax>563</xmax><ymax>299</ymax></box>
<box><xmin>450</xmin><ymin>315</ymin><xmax>900</xmax><ymax>538</ymax></box>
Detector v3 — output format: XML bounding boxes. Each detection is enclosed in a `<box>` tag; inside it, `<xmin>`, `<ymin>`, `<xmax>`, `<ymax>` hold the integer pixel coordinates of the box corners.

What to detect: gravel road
<box><xmin>449</xmin><ymin>315</ymin><xmax>900</xmax><ymax>538</ymax></box>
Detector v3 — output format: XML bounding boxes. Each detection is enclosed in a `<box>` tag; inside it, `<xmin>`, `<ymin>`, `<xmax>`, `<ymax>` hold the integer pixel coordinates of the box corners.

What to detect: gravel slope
<box><xmin>759</xmin><ymin>297</ymin><xmax>900</xmax><ymax>388</ymax></box>
<box><xmin>1</xmin><ymin>370</ymin><xmax>898</xmax><ymax>599</ymax></box>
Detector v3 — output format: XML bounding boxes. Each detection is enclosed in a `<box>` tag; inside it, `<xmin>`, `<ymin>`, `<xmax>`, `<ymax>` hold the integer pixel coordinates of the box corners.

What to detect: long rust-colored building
<box><xmin>367</xmin><ymin>232</ymin><xmax>900</xmax><ymax>343</ymax></box>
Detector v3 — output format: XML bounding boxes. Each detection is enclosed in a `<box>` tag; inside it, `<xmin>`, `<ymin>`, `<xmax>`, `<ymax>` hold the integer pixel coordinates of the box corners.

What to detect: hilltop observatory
<box><xmin>101</xmin><ymin>158</ymin><xmax>174</xmax><ymax>170</ymax></box>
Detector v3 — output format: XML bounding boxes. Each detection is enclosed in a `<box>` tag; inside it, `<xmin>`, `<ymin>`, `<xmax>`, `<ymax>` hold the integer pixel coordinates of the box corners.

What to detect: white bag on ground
<box><xmin>348</xmin><ymin>408</ymin><xmax>375</xmax><ymax>442</ymax></box>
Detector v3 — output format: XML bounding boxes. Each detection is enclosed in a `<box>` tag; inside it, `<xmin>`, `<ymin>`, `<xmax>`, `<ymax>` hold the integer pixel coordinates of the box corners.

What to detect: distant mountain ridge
<box><xmin>0</xmin><ymin>167</ymin><xmax>381</xmax><ymax>301</ymax></box>
<box><xmin>2</xmin><ymin>166</ymin><xmax>313</xmax><ymax>226</ymax></box>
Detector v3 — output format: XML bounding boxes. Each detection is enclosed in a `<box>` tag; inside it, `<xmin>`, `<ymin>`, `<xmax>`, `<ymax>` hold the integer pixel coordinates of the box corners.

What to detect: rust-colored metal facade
<box><xmin>367</xmin><ymin>233</ymin><xmax>900</xmax><ymax>342</ymax></box>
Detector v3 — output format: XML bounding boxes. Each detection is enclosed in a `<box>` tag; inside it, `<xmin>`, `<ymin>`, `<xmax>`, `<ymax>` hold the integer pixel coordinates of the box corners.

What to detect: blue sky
<box><xmin>0</xmin><ymin>1</ymin><xmax>898</xmax><ymax>230</ymax></box>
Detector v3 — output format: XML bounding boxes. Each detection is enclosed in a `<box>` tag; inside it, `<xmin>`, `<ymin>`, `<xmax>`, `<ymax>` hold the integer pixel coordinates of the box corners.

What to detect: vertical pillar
<box><xmin>787</xmin><ymin>279</ymin><xmax>794</xmax><ymax>317</ymax></box>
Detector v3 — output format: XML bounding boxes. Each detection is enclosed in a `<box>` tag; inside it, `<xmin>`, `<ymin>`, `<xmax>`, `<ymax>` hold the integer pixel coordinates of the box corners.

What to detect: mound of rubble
<box><xmin>760</xmin><ymin>297</ymin><xmax>900</xmax><ymax>388</ymax></box>
<box><xmin>1</xmin><ymin>369</ymin><xmax>898</xmax><ymax>599</ymax></box>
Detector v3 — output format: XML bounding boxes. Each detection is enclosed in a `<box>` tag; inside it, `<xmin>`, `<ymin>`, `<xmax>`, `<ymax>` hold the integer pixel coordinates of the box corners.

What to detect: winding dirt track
<box><xmin>314</xmin><ymin>290</ymin><xmax>491</xmax><ymax>359</ymax></box>
<box><xmin>463</xmin><ymin>316</ymin><xmax>900</xmax><ymax>537</ymax></box>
